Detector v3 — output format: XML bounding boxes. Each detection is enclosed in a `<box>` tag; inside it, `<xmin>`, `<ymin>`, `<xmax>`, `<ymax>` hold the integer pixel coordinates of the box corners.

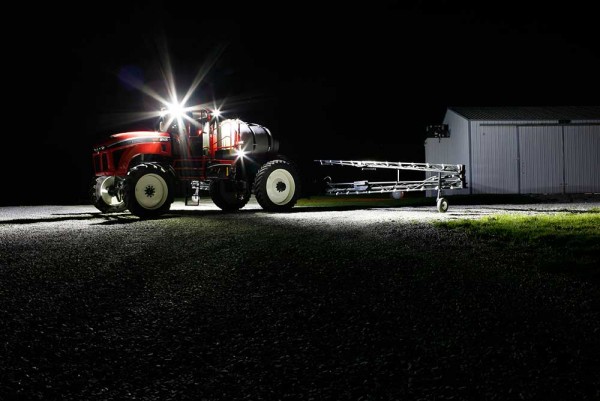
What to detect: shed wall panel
<box><xmin>471</xmin><ymin>124</ymin><xmax>519</xmax><ymax>193</ymax></box>
<box><xmin>518</xmin><ymin>126</ymin><xmax>564</xmax><ymax>194</ymax></box>
<box><xmin>564</xmin><ymin>125</ymin><xmax>600</xmax><ymax>193</ymax></box>
<box><xmin>424</xmin><ymin>110</ymin><xmax>470</xmax><ymax>196</ymax></box>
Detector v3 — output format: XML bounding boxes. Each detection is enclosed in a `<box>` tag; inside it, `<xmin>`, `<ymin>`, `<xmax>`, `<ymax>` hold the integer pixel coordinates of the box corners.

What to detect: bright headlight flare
<box><xmin>107</xmin><ymin>45</ymin><xmax>234</xmax><ymax>129</ymax></box>
<box><xmin>212</xmin><ymin>108</ymin><xmax>221</xmax><ymax>118</ymax></box>
<box><xmin>161</xmin><ymin>100</ymin><xmax>197</xmax><ymax>122</ymax></box>
<box><xmin>167</xmin><ymin>102</ymin><xmax>186</xmax><ymax>119</ymax></box>
<box><xmin>235</xmin><ymin>148</ymin><xmax>247</xmax><ymax>158</ymax></box>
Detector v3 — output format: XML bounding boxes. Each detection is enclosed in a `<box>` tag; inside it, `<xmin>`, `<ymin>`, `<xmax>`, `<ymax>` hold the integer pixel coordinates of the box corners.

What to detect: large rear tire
<box><xmin>124</xmin><ymin>163</ymin><xmax>174</xmax><ymax>218</ymax></box>
<box><xmin>254</xmin><ymin>159</ymin><xmax>300</xmax><ymax>212</ymax></box>
<box><xmin>90</xmin><ymin>176</ymin><xmax>127</xmax><ymax>213</ymax></box>
<box><xmin>209</xmin><ymin>179</ymin><xmax>250</xmax><ymax>212</ymax></box>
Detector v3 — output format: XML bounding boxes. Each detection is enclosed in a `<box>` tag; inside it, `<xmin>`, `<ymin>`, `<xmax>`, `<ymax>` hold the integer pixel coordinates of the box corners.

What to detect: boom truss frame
<box><xmin>315</xmin><ymin>160</ymin><xmax>467</xmax><ymax>212</ymax></box>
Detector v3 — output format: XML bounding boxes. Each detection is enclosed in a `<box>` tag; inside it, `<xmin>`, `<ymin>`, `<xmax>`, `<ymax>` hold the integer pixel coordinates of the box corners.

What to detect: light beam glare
<box><xmin>106</xmin><ymin>34</ymin><xmax>273</xmax><ymax>133</ymax></box>
<box><xmin>155</xmin><ymin>35</ymin><xmax>179</xmax><ymax>113</ymax></box>
<box><xmin>98</xmin><ymin>111</ymin><xmax>164</xmax><ymax>132</ymax></box>
<box><xmin>180</xmin><ymin>43</ymin><xmax>228</xmax><ymax>107</ymax></box>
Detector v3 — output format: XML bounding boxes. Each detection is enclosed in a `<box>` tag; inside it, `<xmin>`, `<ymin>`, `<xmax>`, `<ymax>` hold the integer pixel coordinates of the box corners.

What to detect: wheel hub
<box><xmin>144</xmin><ymin>185</ymin><xmax>156</xmax><ymax>198</ymax></box>
<box><xmin>134</xmin><ymin>173</ymin><xmax>169</xmax><ymax>210</ymax></box>
<box><xmin>266</xmin><ymin>168</ymin><xmax>296</xmax><ymax>205</ymax></box>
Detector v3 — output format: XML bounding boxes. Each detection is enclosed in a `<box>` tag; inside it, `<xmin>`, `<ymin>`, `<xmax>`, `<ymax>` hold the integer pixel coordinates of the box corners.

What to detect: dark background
<box><xmin>6</xmin><ymin>1</ymin><xmax>599</xmax><ymax>205</ymax></box>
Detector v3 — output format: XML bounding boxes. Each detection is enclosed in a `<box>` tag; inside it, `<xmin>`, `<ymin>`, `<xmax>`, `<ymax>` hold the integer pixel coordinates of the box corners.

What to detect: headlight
<box><xmin>166</xmin><ymin>102</ymin><xmax>185</xmax><ymax>119</ymax></box>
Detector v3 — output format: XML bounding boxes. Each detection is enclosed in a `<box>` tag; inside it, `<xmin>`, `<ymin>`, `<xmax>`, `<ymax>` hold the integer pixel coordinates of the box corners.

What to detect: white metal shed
<box><xmin>424</xmin><ymin>106</ymin><xmax>600</xmax><ymax>195</ymax></box>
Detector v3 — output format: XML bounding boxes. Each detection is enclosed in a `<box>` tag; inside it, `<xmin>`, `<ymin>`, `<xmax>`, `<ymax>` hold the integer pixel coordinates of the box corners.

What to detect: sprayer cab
<box><xmin>155</xmin><ymin>108</ymin><xmax>211</xmax><ymax>135</ymax></box>
<box><xmin>155</xmin><ymin>107</ymin><xmax>278</xmax><ymax>160</ymax></box>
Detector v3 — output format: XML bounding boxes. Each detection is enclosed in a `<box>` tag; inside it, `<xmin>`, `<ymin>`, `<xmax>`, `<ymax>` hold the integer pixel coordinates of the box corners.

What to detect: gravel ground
<box><xmin>1</xmin><ymin>198</ymin><xmax>599</xmax><ymax>400</ymax></box>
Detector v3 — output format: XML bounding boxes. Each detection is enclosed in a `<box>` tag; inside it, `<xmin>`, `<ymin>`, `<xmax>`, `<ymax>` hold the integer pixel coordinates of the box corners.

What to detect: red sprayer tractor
<box><xmin>90</xmin><ymin>106</ymin><xmax>301</xmax><ymax>218</ymax></box>
<box><xmin>90</xmin><ymin>105</ymin><xmax>466</xmax><ymax>218</ymax></box>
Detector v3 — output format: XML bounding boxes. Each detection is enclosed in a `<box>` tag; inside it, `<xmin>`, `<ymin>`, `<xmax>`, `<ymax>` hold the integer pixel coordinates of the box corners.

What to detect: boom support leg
<box><xmin>436</xmin><ymin>172</ymin><xmax>449</xmax><ymax>213</ymax></box>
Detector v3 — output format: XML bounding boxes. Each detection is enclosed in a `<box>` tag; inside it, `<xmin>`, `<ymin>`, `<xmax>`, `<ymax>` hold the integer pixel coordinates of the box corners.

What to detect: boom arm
<box><xmin>314</xmin><ymin>159</ymin><xmax>467</xmax><ymax>212</ymax></box>
<box><xmin>315</xmin><ymin>160</ymin><xmax>464</xmax><ymax>174</ymax></box>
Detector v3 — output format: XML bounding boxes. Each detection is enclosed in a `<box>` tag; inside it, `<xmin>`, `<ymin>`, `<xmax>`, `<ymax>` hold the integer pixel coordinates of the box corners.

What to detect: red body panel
<box><xmin>92</xmin><ymin>127</ymin><xmax>238</xmax><ymax>180</ymax></box>
<box><xmin>92</xmin><ymin>131</ymin><xmax>172</xmax><ymax>176</ymax></box>
<box><xmin>94</xmin><ymin>131</ymin><xmax>169</xmax><ymax>148</ymax></box>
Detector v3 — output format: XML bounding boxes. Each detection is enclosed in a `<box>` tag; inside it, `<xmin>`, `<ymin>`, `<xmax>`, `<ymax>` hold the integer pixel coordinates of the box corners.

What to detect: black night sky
<box><xmin>7</xmin><ymin>1</ymin><xmax>599</xmax><ymax>205</ymax></box>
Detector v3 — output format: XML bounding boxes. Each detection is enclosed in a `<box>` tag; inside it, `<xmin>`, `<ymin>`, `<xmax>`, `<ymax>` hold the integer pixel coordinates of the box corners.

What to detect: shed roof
<box><xmin>448</xmin><ymin>106</ymin><xmax>600</xmax><ymax>121</ymax></box>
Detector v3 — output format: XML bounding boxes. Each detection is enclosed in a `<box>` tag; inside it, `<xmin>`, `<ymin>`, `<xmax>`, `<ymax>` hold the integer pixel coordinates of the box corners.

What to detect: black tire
<box><xmin>209</xmin><ymin>179</ymin><xmax>250</xmax><ymax>212</ymax></box>
<box><xmin>254</xmin><ymin>159</ymin><xmax>300</xmax><ymax>212</ymax></box>
<box><xmin>123</xmin><ymin>163</ymin><xmax>174</xmax><ymax>218</ymax></box>
<box><xmin>90</xmin><ymin>176</ymin><xmax>127</xmax><ymax>213</ymax></box>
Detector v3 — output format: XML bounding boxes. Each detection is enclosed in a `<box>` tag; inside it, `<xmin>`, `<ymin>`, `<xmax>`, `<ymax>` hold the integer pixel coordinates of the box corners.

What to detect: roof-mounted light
<box><xmin>167</xmin><ymin>102</ymin><xmax>185</xmax><ymax>119</ymax></box>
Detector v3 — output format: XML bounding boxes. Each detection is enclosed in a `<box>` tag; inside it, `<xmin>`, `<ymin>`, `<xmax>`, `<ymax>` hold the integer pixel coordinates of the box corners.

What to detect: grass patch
<box><xmin>296</xmin><ymin>195</ymin><xmax>433</xmax><ymax>208</ymax></box>
<box><xmin>435</xmin><ymin>209</ymin><xmax>600</xmax><ymax>243</ymax></box>
<box><xmin>435</xmin><ymin>209</ymin><xmax>600</xmax><ymax>280</ymax></box>
<box><xmin>296</xmin><ymin>193</ymin><xmax>545</xmax><ymax>209</ymax></box>
<box><xmin>442</xmin><ymin>194</ymin><xmax>541</xmax><ymax>205</ymax></box>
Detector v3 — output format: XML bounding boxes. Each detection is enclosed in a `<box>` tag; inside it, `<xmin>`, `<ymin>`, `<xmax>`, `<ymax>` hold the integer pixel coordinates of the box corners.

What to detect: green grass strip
<box><xmin>436</xmin><ymin>209</ymin><xmax>600</xmax><ymax>248</ymax></box>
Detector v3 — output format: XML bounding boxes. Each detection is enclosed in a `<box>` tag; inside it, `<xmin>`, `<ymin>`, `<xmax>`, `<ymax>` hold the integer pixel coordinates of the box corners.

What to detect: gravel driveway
<box><xmin>1</xmin><ymin>198</ymin><xmax>599</xmax><ymax>400</ymax></box>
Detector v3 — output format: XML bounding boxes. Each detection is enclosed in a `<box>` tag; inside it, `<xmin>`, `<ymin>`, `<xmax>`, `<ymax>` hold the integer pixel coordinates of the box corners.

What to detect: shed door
<box><xmin>564</xmin><ymin>125</ymin><xmax>600</xmax><ymax>193</ymax></box>
<box><xmin>518</xmin><ymin>126</ymin><xmax>564</xmax><ymax>194</ymax></box>
<box><xmin>471</xmin><ymin>125</ymin><xmax>519</xmax><ymax>194</ymax></box>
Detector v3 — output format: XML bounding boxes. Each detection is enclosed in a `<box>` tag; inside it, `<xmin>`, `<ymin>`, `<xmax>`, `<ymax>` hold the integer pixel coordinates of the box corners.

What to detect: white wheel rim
<box><xmin>99</xmin><ymin>177</ymin><xmax>122</xmax><ymax>206</ymax></box>
<box><xmin>135</xmin><ymin>173</ymin><xmax>168</xmax><ymax>209</ymax></box>
<box><xmin>438</xmin><ymin>199</ymin><xmax>448</xmax><ymax>212</ymax></box>
<box><xmin>266</xmin><ymin>168</ymin><xmax>295</xmax><ymax>205</ymax></box>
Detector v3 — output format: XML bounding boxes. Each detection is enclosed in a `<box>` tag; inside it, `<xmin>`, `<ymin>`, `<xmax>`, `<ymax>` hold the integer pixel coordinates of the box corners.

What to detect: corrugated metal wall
<box><xmin>518</xmin><ymin>126</ymin><xmax>564</xmax><ymax>193</ymax></box>
<box><xmin>425</xmin><ymin>110</ymin><xmax>600</xmax><ymax>195</ymax></box>
<box><xmin>564</xmin><ymin>125</ymin><xmax>600</xmax><ymax>193</ymax></box>
<box><xmin>471</xmin><ymin>124</ymin><xmax>519</xmax><ymax>194</ymax></box>
<box><xmin>424</xmin><ymin>110</ymin><xmax>470</xmax><ymax>196</ymax></box>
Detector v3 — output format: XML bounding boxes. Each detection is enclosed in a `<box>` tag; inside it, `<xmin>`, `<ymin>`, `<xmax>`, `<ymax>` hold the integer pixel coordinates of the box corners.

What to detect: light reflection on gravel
<box><xmin>1</xmin><ymin>197</ymin><xmax>599</xmax><ymax>400</ymax></box>
<box><xmin>1</xmin><ymin>198</ymin><xmax>599</xmax><ymax>226</ymax></box>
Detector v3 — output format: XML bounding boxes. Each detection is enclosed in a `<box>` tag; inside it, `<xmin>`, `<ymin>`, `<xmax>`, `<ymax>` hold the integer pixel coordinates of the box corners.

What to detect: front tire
<box><xmin>209</xmin><ymin>179</ymin><xmax>250</xmax><ymax>212</ymax></box>
<box><xmin>124</xmin><ymin>163</ymin><xmax>174</xmax><ymax>218</ymax></box>
<box><xmin>90</xmin><ymin>176</ymin><xmax>127</xmax><ymax>213</ymax></box>
<box><xmin>254</xmin><ymin>159</ymin><xmax>300</xmax><ymax>212</ymax></box>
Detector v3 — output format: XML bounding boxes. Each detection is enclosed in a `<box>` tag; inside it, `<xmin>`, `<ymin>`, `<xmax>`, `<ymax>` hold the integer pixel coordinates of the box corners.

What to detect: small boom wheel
<box><xmin>436</xmin><ymin>197</ymin><xmax>449</xmax><ymax>213</ymax></box>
